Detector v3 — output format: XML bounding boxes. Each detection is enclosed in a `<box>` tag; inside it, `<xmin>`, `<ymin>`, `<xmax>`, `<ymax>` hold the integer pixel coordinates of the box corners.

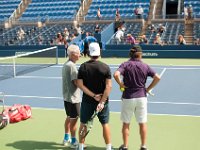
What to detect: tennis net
<box><xmin>0</xmin><ymin>46</ymin><xmax>58</xmax><ymax>80</ymax></box>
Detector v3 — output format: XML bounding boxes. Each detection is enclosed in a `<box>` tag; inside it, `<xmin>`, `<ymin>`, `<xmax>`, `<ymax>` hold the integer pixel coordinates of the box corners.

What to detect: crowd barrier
<box><xmin>0</xmin><ymin>45</ymin><xmax>200</xmax><ymax>58</ymax></box>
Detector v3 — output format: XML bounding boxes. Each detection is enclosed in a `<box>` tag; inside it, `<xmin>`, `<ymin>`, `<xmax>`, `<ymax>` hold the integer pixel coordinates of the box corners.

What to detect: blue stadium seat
<box><xmin>85</xmin><ymin>0</ymin><xmax>150</xmax><ymax>20</ymax></box>
<box><xmin>19</xmin><ymin>0</ymin><xmax>81</xmax><ymax>21</ymax></box>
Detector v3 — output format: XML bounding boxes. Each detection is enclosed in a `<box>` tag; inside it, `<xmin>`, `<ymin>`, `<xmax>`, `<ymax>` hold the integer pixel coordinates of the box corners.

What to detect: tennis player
<box><xmin>113</xmin><ymin>46</ymin><xmax>160</xmax><ymax>150</ymax></box>
<box><xmin>77</xmin><ymin>42</ymin><xmax>113</xmax><ymax>150</ymax></box>
<box><xmin>62</xmin><ymin>44</ymin><xmax>81</xmax><ymax>148</ymax></box>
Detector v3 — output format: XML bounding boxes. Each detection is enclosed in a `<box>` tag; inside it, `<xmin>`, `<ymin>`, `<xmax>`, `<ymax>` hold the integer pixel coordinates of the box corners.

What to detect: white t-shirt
<box><xmin>115</xmin><ymin>30</ymin><xmax>124</xmax><ymax>42</ymax></box>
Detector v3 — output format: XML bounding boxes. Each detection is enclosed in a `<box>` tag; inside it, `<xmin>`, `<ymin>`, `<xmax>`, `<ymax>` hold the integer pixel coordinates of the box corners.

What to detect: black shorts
<box><xmin>64</xmin><ymin>101</ymin><xmax>80</xmax><ymax>119</ymax></box>
<box><xmin>80</xmin><ymin>101</ymin><xmax>109</xmax><ymax>124</ymax></box>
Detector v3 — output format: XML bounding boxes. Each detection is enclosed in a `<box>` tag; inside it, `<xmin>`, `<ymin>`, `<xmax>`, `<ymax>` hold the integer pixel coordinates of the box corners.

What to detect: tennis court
<box><xmin>0</xmin><ymin>57</ymin><xmax>200</xmax><ymax>150</ymax></box>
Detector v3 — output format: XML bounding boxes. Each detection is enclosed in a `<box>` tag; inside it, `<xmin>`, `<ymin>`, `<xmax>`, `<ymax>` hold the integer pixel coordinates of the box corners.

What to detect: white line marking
<box><xmin>167</xmin><ymin>67</ymin><xmax>200</xmax><ymax>70</ymax></box>
<box><xmin>6</xmin><ymin>95</ymin><xmax>63</xmax><ymax>100</ymax></box>
<box><xmin>148</xmin><ymin>113</ymin><xmax>200</xmax><ymax>118</ymax></box>
<box><xmin>29</xmin><ymin>108</ymin><xmax>200</xmax><ymax>117</ymax></box>
<box><xmin>148</xmin><ymin>67</ymin><xmax>166</xmax><ymax>95</ymax></box>
<box><xmin>148</xmin><ymin>101</ymin><xmax>200</xmax><ymax>106</ymax></box>
<box><xmin>16</xmin><ymin>76</ymin><xmax>61</xmax><ymax>79</ymax></box>
<box><xmin>109</xmin><ymin>100</ymin><xmax>200</xmax><ymax>106</ymax></box>
<box><xmin>4</xmin><ymin>95</ymin><xmax>200</xmax><ymax>106</ymax></box>
<box><xmin>160</xmin><ymin>68</ymin><xmax>167</xmax><ymax>77</ymax></box>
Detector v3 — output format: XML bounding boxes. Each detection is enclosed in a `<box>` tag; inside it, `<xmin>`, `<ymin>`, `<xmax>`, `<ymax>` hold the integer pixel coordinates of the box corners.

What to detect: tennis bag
<box><xmin>3</xmin><ymin>104</ymin><xmax>32</xmax><ymax>123</ymax></box>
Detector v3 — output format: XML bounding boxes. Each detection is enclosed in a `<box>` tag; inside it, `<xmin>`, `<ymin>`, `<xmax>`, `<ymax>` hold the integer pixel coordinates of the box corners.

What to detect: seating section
<box><xmin>163</xmin><ymin>22</ymin><xmax>184</xmax><ymax>44</ymax></box>
<box><xmin>2</xmin><ymin>24</ymin><xmax>73</xmax><ymax>45</ymax></box>
<box><xmin>1</xmin><ymin>22</ymin><xmax>110</xmax><ymax>46</ymax></box>
<box><xmin>86</xmin><ymin>0</ymin><xmax>150</xmax><ymax>20</ymax></box>
<box><xmin>109</xmin><ymin>22</ymin><xmax>142</xmax><ymax>44</ymax></box>
<box><xmin>193</xmin><ymin>22</ymin><xmax>200</xmax><ymax>40</ymax></box>
<box><xmin>19</xmin><ymin>0</ymin><xmax>81</xmax><ymax>22</ymax></box>
<box><xmin>184</xmin><ymin>0</ymin><xmax>200</xmax><ymax>18</ymax></box>
<box><xmin>1</xmin><ymin>21</ymin><xmax>186</xmax><ymax>46</ymax></box>
<box><xmin>0</xmin><ymin>0</ymin><xmax>21</xmax><ymax>21</ymax></box>
<box><xmin>145</xmin><ymin>22</ymin><xmax>184</xmax><ymax>45</ymax></box>
<box><xmin>0</xmin><ymin>1</ymin><xmax>199</xmax><ymax>46</ymax></box>
<box><xmin>81</xmin><ymin>23</ymin><xmax>109</xmax><ymax>34</ymax></box>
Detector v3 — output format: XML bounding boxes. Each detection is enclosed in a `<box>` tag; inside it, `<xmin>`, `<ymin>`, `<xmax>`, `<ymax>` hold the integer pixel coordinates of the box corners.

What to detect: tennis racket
<box><xmin>80</xmin><ymin>110</ymin><xmax>99</xmax><ymax>139</ymax></box>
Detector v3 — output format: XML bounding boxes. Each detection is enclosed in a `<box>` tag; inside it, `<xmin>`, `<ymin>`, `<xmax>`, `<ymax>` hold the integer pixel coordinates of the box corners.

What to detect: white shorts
<box><xmin>121</xmin><ymin>97</ymin><xmax>147</xmax><ymax>123</ymax></box>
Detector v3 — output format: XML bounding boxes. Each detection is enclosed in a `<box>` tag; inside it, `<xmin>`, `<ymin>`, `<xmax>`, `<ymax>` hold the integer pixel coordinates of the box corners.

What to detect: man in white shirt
<box><xmin>114</xmin><ymin>27</ymin><xmax>125</xmax><ymax>44</ymax></box>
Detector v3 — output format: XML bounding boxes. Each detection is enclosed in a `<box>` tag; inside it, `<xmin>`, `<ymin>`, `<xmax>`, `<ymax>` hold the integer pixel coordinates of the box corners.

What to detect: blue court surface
<box><xmin>0</xmin><ymin>64</ymin><xmax>200</xmax><ymax>117</ymax></box>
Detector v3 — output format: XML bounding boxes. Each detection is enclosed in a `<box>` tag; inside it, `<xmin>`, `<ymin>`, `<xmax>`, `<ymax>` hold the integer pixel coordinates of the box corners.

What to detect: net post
<box><xmin>13</xmin><ymin>57</ymin><xmax>16</xmax><ymax>77</ymax></box>
<box><xmin>56</xmin><ymin>46</ymin><xmax>58</xmax><ymax>65</ymax></box>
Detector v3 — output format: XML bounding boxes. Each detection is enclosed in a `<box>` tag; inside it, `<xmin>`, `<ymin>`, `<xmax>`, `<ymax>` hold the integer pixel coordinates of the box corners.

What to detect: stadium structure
<box><xmin>0</xmin><ymin>0</ymin><xmax>200</xmax><ymax>58</ymax></box>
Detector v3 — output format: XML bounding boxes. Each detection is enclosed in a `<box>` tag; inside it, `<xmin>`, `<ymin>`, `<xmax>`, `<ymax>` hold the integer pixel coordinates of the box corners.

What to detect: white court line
<box><xmin>4</xmin><ymin>95</ymin><xmax>200</xmax><ymax>106</ymax></box>
<box><xmin>160</xmin><ymin>68</ymin><xmax>167</xmax><ymax>77</ymax></box>
<box><xmin>16</xmin><ymin>76</ymin><xmax>153</xmax><ymax>80</ymax></box>
<box><xmin>1</xmin><ymin>104</ymin><xmax>199</xmax><ymax>117</ymax></box>
<box><xmin>149</xmin><ymin>67</ymin><xmax>166</xmax><ymax>94</ymax></box>
<box><xmin>6</xmin><ymin>94</ymin><xmax>63</xmax><ymax>100</ymax></box>
<box><xmin>166</xmin><ymin>67</ymin><xmax>200</xmax><ymax>70</ymax></box>
<box><xmin>52</xmin><ymin>65</ymin><xmax>165</xmax><ymax>69</ymax></box>
<box><xmin>53</xmin><ymin>64</ymin><xmax>200</xmax><ymax>69</ymax></box>
<box><xmin>28</xmin><ymin>107</ymin><xmax>200</xmax><ymax>118</ymax></box>
<box><xmin>4</xmin><ymin>95</ymin><xmax>200</xmax><ymax>117</ymax></box>
<box><xmin>148</xmin><ymin>101</ymin><xmax>200</xmax><ymax>106</ymax></box>
<box><xmin>16</xmin><ymin>76</ymin><xmax>61</xmax><ymax>79</ymax></box>
<box><xmin>110</xmin><ymin>99</ymin><xmax>200</xmax><ymax>106</ymax></box>
<box><xmin>22</xmin><ymin>107</ymin><xmax>200</xmax><ymax>117</ymax></box>
<box><xmin>111</xmin><ymin>111</ymin><xmax>200</xmax><ymax>117</ymax></box>
<box><xmin>147</xmin><ymin>113</ymin><xmax>200</xmax><ymax>118</ymax></box>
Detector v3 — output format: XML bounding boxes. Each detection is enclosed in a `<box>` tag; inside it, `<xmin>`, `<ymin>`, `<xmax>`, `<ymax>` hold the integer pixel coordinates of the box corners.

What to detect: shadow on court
<box><xmin>6</xmin><ymin>141</ymin><xmax>66</xmax><ymax>150</ymax></box>
<box><xmin>6</xmin><ymin>140</ymin><xmax>111</xmax><ymax>150</ymax></box>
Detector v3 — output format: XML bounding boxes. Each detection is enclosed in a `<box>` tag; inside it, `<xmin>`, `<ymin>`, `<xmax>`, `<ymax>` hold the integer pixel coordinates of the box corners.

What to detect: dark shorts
<box><xmin>64</xmin><ymin>101</ymin><xmax>80</xmax><ymax>119</ymax></box>
<box><xmin>80</xmin><ymin>101</ymin><xmax>109</xmax><ymax>124</ymax></box>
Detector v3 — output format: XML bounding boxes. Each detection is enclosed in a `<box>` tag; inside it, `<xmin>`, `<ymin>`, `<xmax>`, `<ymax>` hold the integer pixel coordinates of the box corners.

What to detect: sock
<box><xmin>79</xmin><ymin>143</ymin><xmax>84</xmax><ymax>150</ymax></box>
<box><xmin>71</xmin><ymin>137</ymin><xmax>76</xmax><ymax>144</ymax></box>
<box><xmin>64</xmin><ymin>133</ymin><xmax>70</xmax><ymax>140</ymax></box>
<box><xmin>106</xmin><ymin>143</ymin><xmax>112</xmax><ymax>150</ymax></box>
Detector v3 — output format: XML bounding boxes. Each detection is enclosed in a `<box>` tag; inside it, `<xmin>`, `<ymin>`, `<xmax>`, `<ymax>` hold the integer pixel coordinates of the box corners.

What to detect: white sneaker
<box><xmin>63</xmin><ymin>139</ymin><xmax>71</xmax><ymax>146</ymax></box>
<box><xmin>70</xmin><ymin>140</ymin><xmax>79</xmax><ymax>149</ymax></box>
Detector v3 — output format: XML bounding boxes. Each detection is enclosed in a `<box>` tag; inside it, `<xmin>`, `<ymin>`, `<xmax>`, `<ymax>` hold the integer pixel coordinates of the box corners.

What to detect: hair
<box><xmin>90</xmin><ymin>56</ymin><xmax>99</xmax><ymax>59</ymax></box>
<box><xmin>68</xmin><ymin>48</ymin><xmax>79</xmax><ymax>56</ymax></box>
<box><xmin>67</xmin><ymin>45</ymin><xmax>79</xmax><ymax>56</ymax></box>
<box><xmin>129</xmin><ymin>46</ymin><xmax>142</xmax><ymax>58</ymax></box>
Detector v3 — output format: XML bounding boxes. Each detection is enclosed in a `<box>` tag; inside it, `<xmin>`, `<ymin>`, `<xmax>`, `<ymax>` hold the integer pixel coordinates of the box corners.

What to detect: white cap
<box><xmin>67</xmin><ymin>44</ymin><xmax>80</xmax><ymax>55</ymax></box>
<box><xmin>89</xmin><ymin>42</ymin><xmax>100</xmax><ymax>56</ymax></box>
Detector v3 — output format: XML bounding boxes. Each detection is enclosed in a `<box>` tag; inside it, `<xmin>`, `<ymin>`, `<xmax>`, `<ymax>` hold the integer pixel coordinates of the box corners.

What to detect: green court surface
<box><xmin>1</xmin><ymin>58</ymin><xmax>200</xmax><ymax>150</ymax></box>
<box><xmin>0</xmin><ymin>108</ymin><xmax>200</xmax><ymax>150</ymax></box>
<box><xmin>59</xmin><ymin>57</ymin><xmax>200</xmax><ymax>66</ymax></box>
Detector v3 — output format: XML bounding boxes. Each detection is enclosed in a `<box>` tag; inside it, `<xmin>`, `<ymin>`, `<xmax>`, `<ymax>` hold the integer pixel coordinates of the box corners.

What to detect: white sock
<box><xmin>79</xmin><ymin>143</ymin><xmax>84</xmax><ymax>150</ymax></box>
<box><xmin>106</xmin><ymin>143</ymin><xmax>112</xmax><ymax>150</ymax></box>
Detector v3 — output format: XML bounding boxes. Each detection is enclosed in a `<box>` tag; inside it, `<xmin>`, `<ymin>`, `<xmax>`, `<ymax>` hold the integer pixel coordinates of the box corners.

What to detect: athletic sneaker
<box><xmin>140</xmin><ymin>147</ymin><xmax>148</xmax><ymax>150</ymax></box>
<box><xmin>63</xmin><ymin>139</ymin><xmax>71</xmax><ymax>146</ymax></box>
<box><xmin>119</xmin><ymin>145</ymin><xmax>128</xmax><ymax>150</ymax></box>
<box><xmin>70</xmin><ymin>140</ymin><xmax>79</xmax><ymax>149</ymax></box>
<box><xmin>75</xmin><ymin>144</ymin><xmax>88</xmax><ymax>150</ymax></box>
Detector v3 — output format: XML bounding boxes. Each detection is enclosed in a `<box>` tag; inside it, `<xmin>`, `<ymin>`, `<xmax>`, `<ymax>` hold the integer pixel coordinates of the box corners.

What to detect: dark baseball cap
<box><xmin>130</xmin><ymin>46</ymin><xmax>142</xmax><ymax>53</ymax></box>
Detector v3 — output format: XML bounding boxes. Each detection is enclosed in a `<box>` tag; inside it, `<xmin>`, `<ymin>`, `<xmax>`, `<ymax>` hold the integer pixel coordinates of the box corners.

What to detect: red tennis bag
<box><xmin>3</xmin><ymin>104</ymin><xmax>32</xmax><ymax>123</ymax></box>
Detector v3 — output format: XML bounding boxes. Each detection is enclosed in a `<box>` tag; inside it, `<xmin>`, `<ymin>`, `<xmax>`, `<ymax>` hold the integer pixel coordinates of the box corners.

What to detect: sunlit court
<box><xmin>1</xmin><ymin>0</ymin><xmax>200</xmax><ymax>149</ymax></box>
<box><xmin>1</xmin><ymin>56</ymin><xmax>200</xmax><ymax>149</ymax></box>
